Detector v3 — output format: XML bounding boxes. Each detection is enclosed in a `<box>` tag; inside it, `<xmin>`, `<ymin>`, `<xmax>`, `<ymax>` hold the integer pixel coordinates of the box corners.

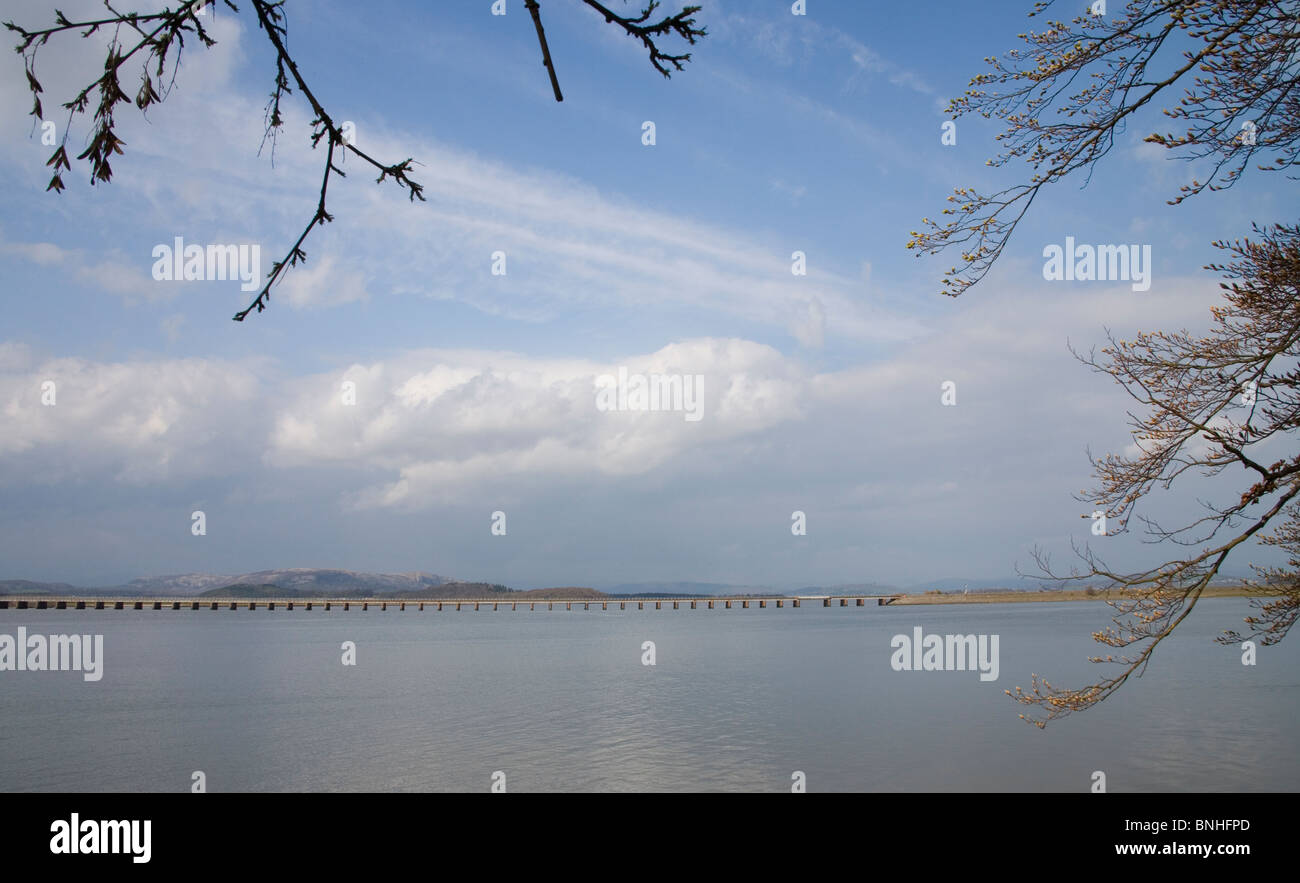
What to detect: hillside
<box><xmin>197</xmin><ymin>584</ymin><xmax>314</xmax><ymax>599</ymax></box>
<box><xmin>0</xmin><ymin>579</ymin><xmax>80</xmax><ymax>596</ymax></box>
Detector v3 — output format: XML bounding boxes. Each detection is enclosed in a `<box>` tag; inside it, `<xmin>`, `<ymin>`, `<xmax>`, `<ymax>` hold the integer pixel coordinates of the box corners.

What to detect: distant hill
<box><xmin>197</xmin><ymin>583</ymin><xmax>311</xmax><ymax>599</ymax></box>
<box><xmin>603</xmin><ymin>581</ymin><xmax>776</xmax><ymax>597</ymax></box>
<box><xmin>197</xmin><ymin>579</ymin><xmax>515</xmax><ymax>600</ymax></box>
<box><xmin>195</xmin><ymin>581</ymin><xmax>608</xmax><ymax>600</ymax></box>
<box><xmin>0</xmin><ymin>571</ymin><xmax>612</xmax><ymax>600</ymax></box>
<box><xmin>517</xmin><ymin>586</ymin><xmax>607</xmax><ymax>600</ymax></box>
<box><xmin>0</xmin><ymin>579</ymin><xmax>80</xmax><ymax>596</ymax></box>
<box><xmin>390</xmin><ymin>581</ymin><xmax>514</xmax><ymax>599</ymax></box>
<box><xmin>1</xmin><ymin>569</ymin><xmax>451</xmax><ymax>597</ymax></box>
<box><xmin>120</xmin><ymin>569</ymin><xmax>450</xmax><ymax>596</ymax></box>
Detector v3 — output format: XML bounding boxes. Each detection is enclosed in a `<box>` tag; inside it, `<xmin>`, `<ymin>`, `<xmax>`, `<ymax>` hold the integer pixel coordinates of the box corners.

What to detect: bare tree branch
<box><xmin>4</xmin><ymin>0</ymin><xmax>709</xmax><ymax>321</ymax></box>
<box><xmin>1015</xmin><ymin>223</ymin><xmax>1300</xmax><ymax>726</ymax></box>
<box><xmin>909</xmin><ymin>0</ymin><xmax>1298</xmax><ymax>297</ymax></box>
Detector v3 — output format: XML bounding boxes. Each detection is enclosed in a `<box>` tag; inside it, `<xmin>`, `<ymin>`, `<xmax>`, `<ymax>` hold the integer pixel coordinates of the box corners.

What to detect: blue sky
<box><xmin>0</xmin><ymin>0</ymin><xmax>1287</xmax><ymax>588</ymax></box>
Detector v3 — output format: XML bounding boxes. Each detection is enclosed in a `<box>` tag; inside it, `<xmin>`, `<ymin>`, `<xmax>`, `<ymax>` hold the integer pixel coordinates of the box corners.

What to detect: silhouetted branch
<box><xmin>234</xmin><ymin>0</ymin><xmax>425</xmax><ymax>320</ymax></box>
<box><xmin>5</xmin><ymin>0</ymin><xmax>709</xmax><ymax>322</ymax></box>
<box><xmin>579</xmin><ymin>0</ymin><xmax>706</xmax><ymax>77</ymax></box>
<box><xmin>524</xmin><ymin>0</ymin><xmax>563</xmax><ymax>102</ymax></box>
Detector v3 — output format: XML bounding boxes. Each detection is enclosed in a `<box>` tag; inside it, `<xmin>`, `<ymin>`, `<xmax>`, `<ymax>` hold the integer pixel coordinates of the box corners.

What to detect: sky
<box><xmin>0</xmin><ymin>0</ymin><xmax>1288</xmax><ymax>590</ymax></box>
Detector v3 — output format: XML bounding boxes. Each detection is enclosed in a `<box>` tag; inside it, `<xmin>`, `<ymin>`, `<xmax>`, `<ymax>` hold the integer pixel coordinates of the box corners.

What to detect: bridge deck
<box><xmin>0</xmin><ymin>595</ymin><xmax>903</xmax><ymax>611</ymax></box>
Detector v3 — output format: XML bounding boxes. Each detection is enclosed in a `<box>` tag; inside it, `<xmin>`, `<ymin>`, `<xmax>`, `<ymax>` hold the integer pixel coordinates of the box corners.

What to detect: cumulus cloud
<box><xmin>0</xmin><ymin>352</ymin><xmax>269</xmax><ymax>484</ymax></box>
<box><xmin>266</xmin><ymin>338</ymin><xmax>809</xmax><ymax>506</ymax></box>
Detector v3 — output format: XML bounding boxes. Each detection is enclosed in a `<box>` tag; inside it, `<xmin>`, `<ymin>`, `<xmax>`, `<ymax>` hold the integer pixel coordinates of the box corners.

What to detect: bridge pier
<box><xmin>823</xmin><ymin>599</ymin><xmax>831</xmax><ymax>607</ymax></box>
<box><xmin>673</xmin><ymin>601</ymin><xmax>679</xmax><ymax>610</ymax></box>
<box><xmin>250</xmin><ymin>602</ymin><xmax>257</xmax><ymax>611</ymax></box>
<box><xmin>856</xmin><ymin>598</ymin><xmax>864</xmax><ymax>607</ymax></box>
<box><xmin>742</xmin><ymin>600</ymin><xmax>749</xmax><ymax>609</ymax></box>
<box><xmin>793</xmin><ymin>599</ymin><xmax>800</xmax><ymax>608</ymax></box>
<box><xmin>776</xmin><ymin>600</ymin><xmax>783</xmax><ymax>608</ymax></box>
<box><xmin>655</xmin><ymin>601</ymin><xmax>661</xmax><ymax>610</ymax></box>
<box><xmin>725</xmin><ymin>600</ymin><xmax>731</xmax><ymax>609</ymax></box>
<box><xmin>760</xmin><ymin>600</ymin><xmax>766</xmax><ymax>608</ymax></box>
<box><xmin>566</xmin><ymin>603</ymin><xmax>571</xmax><ymax>611</ymax></box>
<box><xmin>638</xmin><ymin>602</ymin><xmax>644</xmax><ymax>610</ymax></box>
<box><xmin>619</xmin><ymin>601</ymin><xmax>625</xmax><ymax>610</ymax></box>
<box><xmin>690</xmin><ymin>600</ymin><xmax>696</xmax><ymax>609</ymax></box>
<box><xmin>229</xmin><ymin>602</ymin><xmax>237</xmax><ymax>610</ymax></box>
<box><xmin>602</xmin><ymin>602</ymin><xmax>607</xmax><ymax>610</ymax></box>
<box><xmin>529</xmin><ymin>603</ymin><xmax>534</xmax><ymax>611</ymax></box>
<box><xmin>708</xmin><ymin>600</ymin><xmax>714</xmax><ymax>609</ymax></box>
<box><xmin>343</xmin><ymin>602</ymin><xmax>350</xmax><ymax>611</ymax></box>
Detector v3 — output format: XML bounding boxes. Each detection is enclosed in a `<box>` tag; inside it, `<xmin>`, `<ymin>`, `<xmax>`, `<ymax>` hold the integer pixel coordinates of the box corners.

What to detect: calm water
<box><xmin>0</xmin><ymin>598</ymin><xmax>1295</xmax><ymax>792</ymax></box>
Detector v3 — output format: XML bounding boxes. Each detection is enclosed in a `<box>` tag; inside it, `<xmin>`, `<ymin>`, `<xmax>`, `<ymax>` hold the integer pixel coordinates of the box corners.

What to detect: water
<box><xmin>0</xmin><ymin>598</ymin><xmax>1295</xmax><ymax>791</ymax></box>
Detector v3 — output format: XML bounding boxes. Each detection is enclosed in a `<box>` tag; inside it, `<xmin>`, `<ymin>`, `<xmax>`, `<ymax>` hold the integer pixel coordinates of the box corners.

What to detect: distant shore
<box><xmin>0</xmin><ymin>584</ymin><xmax>1267</xmax><ymax>609</ymax></box>
<box><xmin>888</xmin><ymin>584</ymin><xmax>1257</xmax><ymax>605</ymax></box>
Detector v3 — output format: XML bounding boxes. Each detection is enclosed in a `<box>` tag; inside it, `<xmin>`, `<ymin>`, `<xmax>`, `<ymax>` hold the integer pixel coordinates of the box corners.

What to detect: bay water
<box><xmin>0</xmin><ymin>597</ymin><xmax>1294</xmax><ymax>791</ymax></box>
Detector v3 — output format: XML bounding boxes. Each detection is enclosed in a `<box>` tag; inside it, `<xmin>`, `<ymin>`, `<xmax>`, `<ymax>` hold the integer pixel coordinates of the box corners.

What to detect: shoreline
<box><xmin>0</xmin><ymin>584</ymin><xmax>1267</xmax><ymax>610</ymax></box>
<box><xmin>888</xmin><ymin>585</ymin><xmax>1258</xmax><ymax>605</ymax></box>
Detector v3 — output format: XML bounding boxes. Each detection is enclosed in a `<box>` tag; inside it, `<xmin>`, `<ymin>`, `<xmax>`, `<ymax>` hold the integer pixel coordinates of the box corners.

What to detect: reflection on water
<box><xmin>0</xmin><ymin>598</ymin><xmax>1294</xmax><ymax>791</ymax></box>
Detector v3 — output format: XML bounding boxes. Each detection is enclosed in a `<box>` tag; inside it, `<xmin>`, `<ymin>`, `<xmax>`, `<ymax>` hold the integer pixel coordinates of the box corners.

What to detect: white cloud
<box><xmin>277</xmin><ymin>255</ymin><xmax>370</xmax><ymax>310</ymax></box>
<box><xmin>0</xmin><ymin>352</ymin><xmax>269</xmax><ymax>484</ymax></box>
<box><xmin>266</xmin><ymin>338</ymin><xmax>808</xmax><ymax>507</ymax></box>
